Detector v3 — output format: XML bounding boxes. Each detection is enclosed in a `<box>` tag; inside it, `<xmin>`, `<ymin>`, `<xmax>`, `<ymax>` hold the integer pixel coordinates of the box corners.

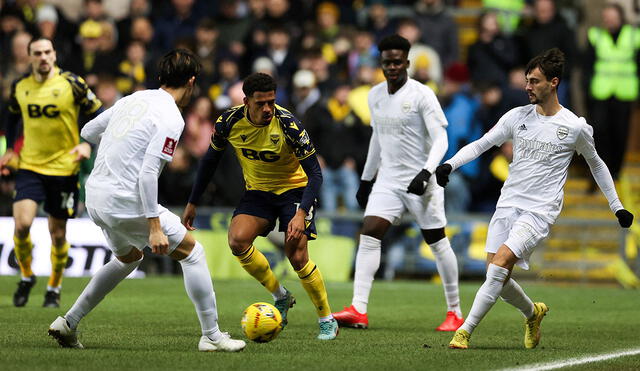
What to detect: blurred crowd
<box><xmin>0</xmin><ymin>0</ymin><xmax>638</xmax><ymax>216</ymax></box>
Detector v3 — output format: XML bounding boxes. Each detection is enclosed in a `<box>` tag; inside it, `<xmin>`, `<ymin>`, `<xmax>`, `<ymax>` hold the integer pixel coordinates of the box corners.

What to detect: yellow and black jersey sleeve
<box><xmin>60</xmin><ymin>70</ymin><xmax>102</xmax><ymax>114</ymax></box>
<box><xmin>7</xmin><ymin>74</ymin><xmax>27</xmax><ymax>114</ymax></box>
<box><xmin>211</xmin><ymin>105</ymin><xmax>244</xmax><ymax>151</ymax></box>
<box><xmin>276</xmin><ymin>106</ymin><xmax>316</xmax><ymax>160</ymax></box>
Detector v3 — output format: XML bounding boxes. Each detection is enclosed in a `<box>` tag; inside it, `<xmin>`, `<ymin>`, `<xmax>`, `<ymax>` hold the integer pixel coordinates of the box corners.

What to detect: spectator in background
<box><xmin>209</xmin><ymin>55</ymin><xmax>241</xmax><ymax>112</ymax></box>
<box><xmin>414</xmin><ymin>0</ymin><xmax>459</xmax><ymax>68</ymax></box>
<box><xmin>184</xmin><ymin>96</ymin><xmax>215</xmax><ymax>158</ymax></box>
<box><xmin>116</xmin><ymin>0</ymin><xmax>152</xmax><ymax>50</ymax></box>
<box><xmin>517</xmin><ymin>0</ymin><xmax>575</xmax><ymax>107</ymax></box>
<box><xmin>154</xmin><ymin>0</ymin><xmax>201</xmax><ymax>51</ymax></box>
<box><xmin>397</xmin><ymin>17</ymin><xmax>442</xmax><ymax>87</ymax></box>
<box><xmin>35</xmin><ymin>4</ymin><xmax>75</xmax><ymax>69</ymax></box>
<box><xmin>483</xmin><ymin>0</ymin><xmax>525</xmax><ymax>35</ymax></box>
<box><xmin>440</xmin><ymin>63</ymin><xmax>481</xmax><ymax>212</ymax></box>
<box><xmin>363</xmin><ymin>1</ymin><xmax>397</xmax><ymax>43</ymax></box>
<box><xmin>0</xmin><ymin>6</ymin><xmax>26</xmax><ymax>58</ymax></box>
<box><xmin>94</xmin><ymin>77</ymin><xmax>121</xmax><ymax>109</ymax></box>
<box><xmin>299</xmin><ymin>48</ymin><xmax>334</xmax><ymax>97</ymax></box>
<box><xmin>1</xmin><ymin>31</ymin><xmax>31</xmax><ymax>101</ymax></box>
<box><xmin>290</xmin><ymin>69</ymin><xmax>322</xmax><ymax>118</ymax></box>
<box><xmin>316</xmin><ymin>1</ymin><xmax>342</xmax><ymax>46</ymax></box>
<box><xmin>263</xmin><ymin>26</ymin><xmax>297</xmax><ymax>92</ymax></box>
<box><xmin>193</xmin><ymin>18</ymin><xmax>221</xmax><ymax>88</ymax></box>
<box><xmin>65</xmin><ymin>20</ymin><xmax>118</xmax><ymax>87</ymax></box>
<box><xmin>304</xmin><ymin>83</ymin><xmax>366</xmax><ymax>213</ymax></box>
<box><xmin>159</xmin><ymin>145</ymin><xmax>196</xmax><ymax>207</ymax></box>
<box><xmin>505</xmin><ymin>66</ymin><xmax>530</xmax><ymax>106</ymax></box>
<box><xmin>467</xmin><ymin>11</ymin><xmax>518</xmax><ymax>86</ymax></box>
<box><xmin>347</xmin><ymin>29</ymin><xmax>378</xmax><ymax>81</ymax></box>
<box><xmin>585</xmin><ymin>3</ymin><xmax>639</xmax><ymax>181</ymax></box>
<box><xmin>116</xmin><ymin>41</ymin><xmax>148</xmax><ymax>95</ymax></box>
<box><xmin>216</xmin><ymin>0</ymin><xmax>251</xmax><ymax>60</ymax></box>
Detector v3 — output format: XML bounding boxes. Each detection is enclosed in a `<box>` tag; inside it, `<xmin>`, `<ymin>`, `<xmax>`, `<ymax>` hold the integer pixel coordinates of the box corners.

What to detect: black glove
<box><xmin>616</xmin><ymin>209</ymin><xmax>634</xmax><ymax>228</ymax></box>
<box><xmin>435</xmin><ymin>163</ymin><xmax>452</xmax><ymax>187</ymax></box>
<box><xmin>356</xmin><ymin>180</ymin><xmax>373</xmax><ymax>209</ymax></box>
<box><xmin>407</xmin><ymin>169</ymin><xmax>431</xmax><ymax>195</ymax></box>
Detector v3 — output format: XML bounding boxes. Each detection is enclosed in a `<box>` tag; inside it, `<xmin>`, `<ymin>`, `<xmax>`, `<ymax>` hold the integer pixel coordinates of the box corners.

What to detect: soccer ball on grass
<box><xmin>240</xmin><ymin>302</ymin><xmax>282</xmax><ymax>342</ymax></box>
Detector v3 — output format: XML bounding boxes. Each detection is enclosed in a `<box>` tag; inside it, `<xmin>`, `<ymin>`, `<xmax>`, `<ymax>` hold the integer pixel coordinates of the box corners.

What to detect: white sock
<box><xmin>65</xmin><ymin>256</ymin><xmax>142</xmax><ymax>329</ymax></box>
<box><xmin>47</xmin><ymin>285</ymin><xmax>61</xmax><ymax>294</ymax></box>
<box><xmin>318</xmin><ymin>315</ymin><xmax>334</xmax><ymax>322</ymax></box>
<box><xmin>352</xmin><ymin>234</ymin><xmax>381</xmax><ymax>314</ymax></box>
<box><xmin>429</xmin><ymin>237</ymin><xmax>461</xmax><ymax>317</ymax></box>
<box><xmin>500</xmin><ymin>278</ymin><xmax>534</xmax><ymax>318</ymax></box>
<box><xmin>271</xmin><ymin>285</ymin><xmax>287</xmax><ymax>301</ymax></box>
<box><xmin>460</xmin><ymin>263</ymin><xmax>509</xmax><ymax>334</ymax></box>
<box><xmin>180</xmin><ymin>241</ymin><xmax>221</xmax><ymax>339</ymax></box>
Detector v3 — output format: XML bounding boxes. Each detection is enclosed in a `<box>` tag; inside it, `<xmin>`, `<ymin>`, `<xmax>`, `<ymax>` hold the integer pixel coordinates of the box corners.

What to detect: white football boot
<box><xmin>48</xmin><ymin>316</ymin><xmax>83</xmax><ymax>349</ymax></box>
<box><xmin>198</xmin><ymin>332</ymin><xmax>246</xmax><ymax>352</ymax></box>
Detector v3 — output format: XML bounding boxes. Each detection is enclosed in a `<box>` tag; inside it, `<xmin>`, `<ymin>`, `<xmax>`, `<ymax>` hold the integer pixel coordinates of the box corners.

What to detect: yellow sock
<box><xmin>48</xmin><ymin>242</ymin><xmax>70</xmax><ymax>288</ymax></box>
<box><xmin>296</xmin><ymin>260</ymin><xmax>331</xmax><ymax>317</ymax></box>
<box><xmin>13</xmin><ymin>235</ymin><xmax>34</xmax><ymax>278</ymax></box>
<box><xmin>235</xmin><ymin>244</ymin><xmax>279</xmax><ymax>293</ymax></box>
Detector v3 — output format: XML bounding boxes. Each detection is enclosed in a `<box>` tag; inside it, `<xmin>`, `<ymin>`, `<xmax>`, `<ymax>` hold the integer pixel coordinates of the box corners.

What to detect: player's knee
<box><xmin>228</xmin><ymin>233</ymin><xmax>251</xmax><ymax>254</ymax></box>
<box><xmin>14</xmin><ymin>219</ymin><xmax>32</xmax><ymax>238</ymax></box>
<box><xmin>422</xmin><ymin>228</ymin><xmax>445</xmax><ymax>245</ymax></box>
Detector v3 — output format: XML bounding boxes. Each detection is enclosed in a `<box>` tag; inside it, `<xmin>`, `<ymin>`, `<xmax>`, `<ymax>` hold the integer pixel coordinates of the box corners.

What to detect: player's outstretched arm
<box><xmin>583</xmin><ymin>153</ymin><xmax>633</xmax><ymax>228</ymax></box>
<box><xmin>183</xmin><ymin>146</ymin><xmax>224</xmax><ymax>229</ymax></box>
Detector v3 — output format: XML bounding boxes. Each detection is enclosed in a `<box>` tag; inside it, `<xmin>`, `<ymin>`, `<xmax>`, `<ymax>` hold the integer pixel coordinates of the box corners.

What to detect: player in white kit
<box><xmin>439</xmin><ymin>48</ymin><xmax>635</xmax><ymax>349</ymax></box>
<box><xmin>47</xmin><ymin>49</ymin><xmax>246</xmax><ymax>352</ymax></box>
<box><xmin>332</xmin><ymin>35</ymin><xmax>464</xmax><ymax>331</ymax></box>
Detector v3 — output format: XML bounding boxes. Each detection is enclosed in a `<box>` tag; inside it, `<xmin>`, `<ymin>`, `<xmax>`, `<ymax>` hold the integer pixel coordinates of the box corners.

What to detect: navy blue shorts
<box><xmin>14</xmin><ymin>169</ymin><xmax>79</xmax><ymax>219</ymax></box>
<box><xmin>233</xmin><ymin>187</ymin><xmax>317</xmax><ymax>240</ymax></box>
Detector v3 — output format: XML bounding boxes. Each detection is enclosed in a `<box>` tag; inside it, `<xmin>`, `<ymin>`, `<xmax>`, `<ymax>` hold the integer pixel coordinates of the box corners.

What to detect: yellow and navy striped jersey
<box><xmin>8</xmin><ymin>67</ymin><xmax>102</xmax><ymax>176</ymax></box>
<box><xmin>211</xmin><ymin>104</ymin><xmax>316</xmax><ymax>194</ymax></box>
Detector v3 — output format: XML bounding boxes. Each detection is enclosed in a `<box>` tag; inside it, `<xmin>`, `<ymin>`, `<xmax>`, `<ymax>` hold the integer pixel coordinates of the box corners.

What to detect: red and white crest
<box><xmin>162</xmin><ymin>137</ymin><xmax>177</xmax><ymax>156</ymax></box>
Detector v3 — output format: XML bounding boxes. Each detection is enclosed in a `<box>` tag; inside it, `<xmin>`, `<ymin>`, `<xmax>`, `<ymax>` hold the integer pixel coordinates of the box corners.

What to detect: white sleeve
<box><xmin>80</xmin><ymin>105</ymin><xmax>114</xmax><ymax>144</ymax></box>
<box><xmin>361</xmin><ymin>130</ymin><xmax>381</xmax><ymax>181</ymax></box>
<box><xmin>578</xmin><ymin>120</ymin><xmax>624</xmax><ymax>212</ymax></box>
<box><xmin>446</xmin><ymin>109</ymin><xmax>513</xmax><ymax>171</ymax></box>
<box><xmin>138</xmin><ymin>153</ymin><xmax>166</xmax><ymax>218</ymax></box>
<box><xmin>145</xmin><ymin>122</ymin><xmax>181</xmax><ymax>162</ymax></box>
<box><xmin>420</xmin><ymin>87</ymin><xmax>448</xmax><ymax>130</ymax></box>
<box><xmin>423</xmin><ymin>125</ymin><xmax>448</xmax><ymax>172</ymax></box>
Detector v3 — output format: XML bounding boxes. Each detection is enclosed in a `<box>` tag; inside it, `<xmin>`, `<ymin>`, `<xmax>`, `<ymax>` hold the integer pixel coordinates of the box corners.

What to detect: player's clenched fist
<box><xmin>435</xmin><ymin>163</ymin><xmax>452</xmax><ymax>187</ymax></box>
<box><xmin>407</xmin><ymin>169</ymin><xmax>431</xmax><ymax>195</ymax></box>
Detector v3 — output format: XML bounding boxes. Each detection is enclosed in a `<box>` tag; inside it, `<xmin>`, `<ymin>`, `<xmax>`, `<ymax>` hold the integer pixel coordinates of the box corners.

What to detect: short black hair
<box><xmin>242</xmin><ymin>73</ymin><xmax>277</xmax><ymax>97</ymax></box>
<box><xmin>27</xmin><ymin>37</ymin><xmax>55</xmax><ymax>54</ymax></box>
<box><xmin>525</xmin><ymin>48</ymin><xmax>565</xmax><ymax>86</ymax></box>
<box><xmin>157</xmin><ymin>48</ymin><xmax>201</xmax><ymax>88</ymax></box>
<box><xmin>377</xmin><ymin>34</ymin><xmax>410</xmax><ymax>54</ymax></box>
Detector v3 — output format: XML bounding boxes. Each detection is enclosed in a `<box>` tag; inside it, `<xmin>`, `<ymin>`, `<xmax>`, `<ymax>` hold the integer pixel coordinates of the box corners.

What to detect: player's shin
<box><xmin>49</xmin><ymin>242</ymin><xmax>70</xmax><ymax>289</ymax></box>
<box><xmin>180</xmin><ymin>241</ymin><xmax>221</xmax><ymax>340</ymax></box>
<box><xmin>500</xmin><ymin>278</ymin><xmax>534</xmax><ymax>318</ymax></box>
<box><xmin>296</xmin><ymin>260</ymin><xmax>332</xmax><ymax>318</ymax></box>
<box><xmin>65</xmin><ymin>256</ymin><xmax>142</xmax><ymax>329</ymax></box>
<box><xmin>234</xmin><ymin>244</ymin><xmax>281</xmax><ymax>296</ymax></box>
<box><xmin>460</xmin><ymin>263</ymin><xmax>509</xmax><ymax>334</ymax></box>
<box><xmin>430</xmin><ymin>237</ymin><xmax>461</xmax><ymax>316</ymax></box>
<box><xmin>352</xmin><ymin>235</ymin><xmax>381</xmax><ymax>314</ymax></box>
<box><xmin>13</xmin><ymin>234</ymin><xmax>34</xmax><ymax>278</ymax></box>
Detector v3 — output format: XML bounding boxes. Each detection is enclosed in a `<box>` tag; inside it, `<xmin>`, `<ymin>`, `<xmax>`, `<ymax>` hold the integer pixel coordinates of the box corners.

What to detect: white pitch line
<box><xmin>500</xmin><ymin>347</ymin><xmax>640</xmax><ymax>371</ymax></box>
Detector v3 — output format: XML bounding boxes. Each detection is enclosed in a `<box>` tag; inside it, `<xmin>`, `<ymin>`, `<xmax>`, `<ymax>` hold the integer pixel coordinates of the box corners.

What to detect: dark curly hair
<box><xmin>377</xmin><ymin>34</ymin><xmax>411</xmax><ymax>54</ymax></box>
<box><xmin>158</xmin><ymin>48</ymin><xmax>201</xmax><ymax>88</ymax></box>
<box><xmin>242</xmin><ymin>73</ymin><xmax>277</xmax><ymax>97</ymax></box>
<box><xmin>525</xmin><ymin>48</ymin><xmax>565</xmax><ymax>86</ymax></box>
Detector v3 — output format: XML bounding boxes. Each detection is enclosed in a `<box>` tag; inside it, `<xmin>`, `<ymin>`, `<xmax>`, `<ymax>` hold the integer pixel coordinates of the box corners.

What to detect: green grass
<box><xmin>1</xmin><ymin>276</ymin><xmax>639</xmax><ymax>370</ymax></box>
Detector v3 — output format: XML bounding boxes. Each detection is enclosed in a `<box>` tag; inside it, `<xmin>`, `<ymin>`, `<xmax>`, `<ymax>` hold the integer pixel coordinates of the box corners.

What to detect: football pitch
<box><xmin>1</xmin><ymin>276</ymin><xmax>638</xmax><ymax>370</ymax></box>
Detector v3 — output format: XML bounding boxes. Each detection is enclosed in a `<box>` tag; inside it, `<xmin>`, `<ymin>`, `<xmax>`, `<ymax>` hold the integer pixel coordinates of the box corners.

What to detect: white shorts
<box><xmin>485</xmin><ymin>207</ymin><xmax>551</xmax><ymax>270</ymax></box>
<box><xmin>364</xmin><ymin>183</ymin><xmax>446</xmax><ymax>229</ymax></box>
<box><xmin>86</xmin><ymin>206</ymin><xmax>187</xmax><ymax>257</ymax></box>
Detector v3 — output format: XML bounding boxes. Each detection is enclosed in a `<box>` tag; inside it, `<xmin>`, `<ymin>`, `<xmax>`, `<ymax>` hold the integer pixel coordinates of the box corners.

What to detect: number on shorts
<box><xmin>60</xmin><ymin>192</ymin><xmax>75</xmax><ymax>210</ymax></box>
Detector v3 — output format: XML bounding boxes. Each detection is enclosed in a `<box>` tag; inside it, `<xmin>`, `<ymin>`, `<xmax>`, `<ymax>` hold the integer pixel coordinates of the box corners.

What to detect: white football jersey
<box><xmin>368</xmin><ymin>78</ymin><xmax>448</xmax><ymax>189</ymax></box>
<box><xmin>485</xmin><ymin>105</ymin><xmax>596</xmax><ymax>222</ymax></box>
<box><xmin>85</xmin><ymin>89</ymin><xmax>184</xmax><ymax>216</ymax></box>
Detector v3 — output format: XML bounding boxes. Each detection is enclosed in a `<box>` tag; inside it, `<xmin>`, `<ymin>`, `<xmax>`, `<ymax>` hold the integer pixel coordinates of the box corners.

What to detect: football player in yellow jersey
<box><xmin>182</xmin><ymin>73</ymin><xmax>338</xmax><ymax>340</ymax></box>
<box><xmin>0</xmin><ymin>37</ymin><xmax>102</xmax><ymax>308</ymax></box>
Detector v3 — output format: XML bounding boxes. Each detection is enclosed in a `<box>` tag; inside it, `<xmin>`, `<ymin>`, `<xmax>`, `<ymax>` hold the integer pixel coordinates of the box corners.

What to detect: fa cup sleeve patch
<box><xmin>162</xmin><ymin>137</ymin><xmax>177</xmax><ymax>156</ymax></box>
